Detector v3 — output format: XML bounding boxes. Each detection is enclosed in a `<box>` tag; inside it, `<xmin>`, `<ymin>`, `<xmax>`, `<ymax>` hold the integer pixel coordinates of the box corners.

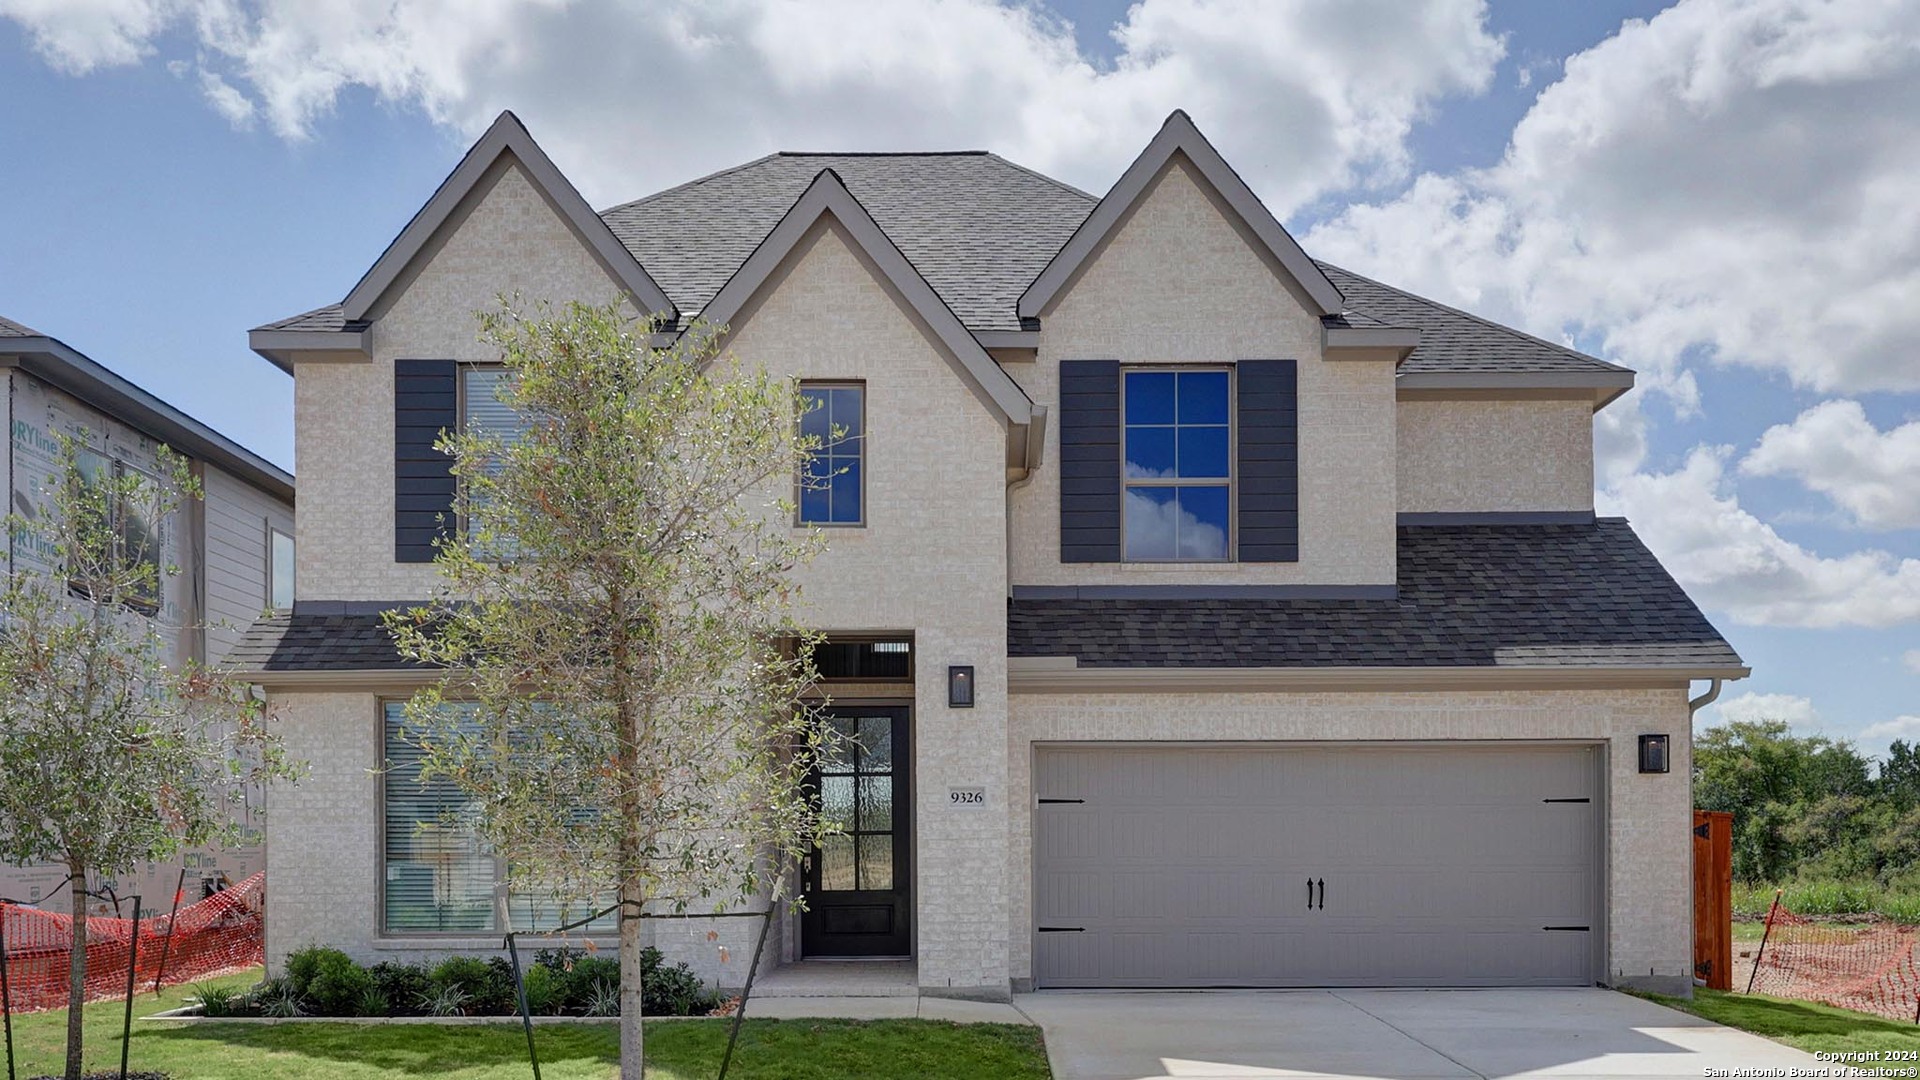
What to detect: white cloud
<box><xmin>197</xmin><ymin>67</ymin><xmax>254</xmax><ymax>128</ymax></box>
<box><xmin>0</xmin><ymin>0</ymin><xmax>177</xmax><ymax>72</ymax></box>
<box><xmin>1599</xmin><ymin>446</ymin><xmax>1920</xmax><ymax>628</ymax></box>
<box><xmin>0</xmin><ymin>0</ymin><xmax>1505</xmax><ymax>212</ymax></box>
<box><xmin>1857</xmin><ymin>715</ymin><xmax>1920</xmax><ymax>756</ymax></box>
<box><xmin>1307</xmin><ymin>0</ymin><xmax>1920</xmax><ymax>396</ymax></box>
<box><xmin>1701</xmin><ymin>691</ymin><xmax>1821</xmax><ymax>730</ymax></box>
<box><xmin>1741</xmin><ymin>400</ymin><xmax>1920</xmax><ymax>530</ymax></box>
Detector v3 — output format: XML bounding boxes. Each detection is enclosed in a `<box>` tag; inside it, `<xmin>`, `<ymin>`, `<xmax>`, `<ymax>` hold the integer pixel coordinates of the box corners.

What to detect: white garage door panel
<box><xmin>1033</xmin><ymin>744</ymin><xmax>1602</xmax><ymax>988</ymax></box>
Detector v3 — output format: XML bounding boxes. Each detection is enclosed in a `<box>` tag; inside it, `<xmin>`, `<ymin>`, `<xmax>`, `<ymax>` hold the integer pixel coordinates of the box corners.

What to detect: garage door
<box><xmin>1033</xmin><ymin>743</ymin><xmax>1601</xmax><ymax>988</ymax></box>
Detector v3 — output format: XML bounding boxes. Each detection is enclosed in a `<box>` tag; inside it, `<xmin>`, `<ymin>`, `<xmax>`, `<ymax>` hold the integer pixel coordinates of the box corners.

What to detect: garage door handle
<box><xmin>1307</xmin><ymin>877</ymin><xmax>1314</xmax><ymax>910</ymax></box>
<box><xmin>1316</xmin><ymin>878</ymin><xmax>1325</xmax><ymax>910</ymax></box>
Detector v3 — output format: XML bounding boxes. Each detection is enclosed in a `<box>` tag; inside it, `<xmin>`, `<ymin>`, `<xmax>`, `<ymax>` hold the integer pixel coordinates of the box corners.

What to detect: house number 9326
<box><xmin>948</xmin><ymin>787</ymin><xmax>986</xmax><ymax>806</ymax></box>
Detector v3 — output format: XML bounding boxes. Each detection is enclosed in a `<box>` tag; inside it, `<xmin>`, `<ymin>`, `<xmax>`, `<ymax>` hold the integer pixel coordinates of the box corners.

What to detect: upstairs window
<box><xmin>798</xmin><ymin>383</ymin><xmax>864</xmax><ymax>526</ymax></box>
<box><xmin>460</xmin><ymin>365</ymin><xmax>527</xmax><ymax>549</ymax></box>
<box><xmin>66</xmin><ymin>447</ymin><xmax>164</xmax><ymax>615</ymax></box>
<box><xmin>1122</xmin><ymin>368</ymin><xmax>1231</xmax><ymax>561</ymax></box>
<box><xmin>268</xmin><ymin>525</ymin><xmax>295</xmax><ymax>611</ymax></box>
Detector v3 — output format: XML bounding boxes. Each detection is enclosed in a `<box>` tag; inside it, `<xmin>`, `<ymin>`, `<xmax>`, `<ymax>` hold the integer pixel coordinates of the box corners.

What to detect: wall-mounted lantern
<box><xmin>1638</xmin><ymin>734</ymin><xmax>1670</xmax><ymax>774</ymax></box>
<box><xmin>948</xmin><ymin>665</ymin><xmax>975</xmax><ymax>708</ymax></box>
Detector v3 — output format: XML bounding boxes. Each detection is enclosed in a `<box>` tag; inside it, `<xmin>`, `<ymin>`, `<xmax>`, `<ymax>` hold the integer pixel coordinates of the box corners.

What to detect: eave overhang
<box><xmin>1008</xmin><ymin>656</ymin><xmax>1750</xmax><ymax>694</ymax></box>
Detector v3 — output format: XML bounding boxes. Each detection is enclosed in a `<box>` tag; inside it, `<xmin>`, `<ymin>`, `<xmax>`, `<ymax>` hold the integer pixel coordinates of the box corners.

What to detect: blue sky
<box><xmin>2</xmin><ymin>0</ymin><xmax>1915</xmax><ymax>756</ymax></box>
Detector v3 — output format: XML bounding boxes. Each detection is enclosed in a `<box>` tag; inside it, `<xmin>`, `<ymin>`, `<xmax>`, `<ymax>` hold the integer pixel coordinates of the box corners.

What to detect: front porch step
<box><xmin>750</xmin><ymin>960</ymin><xmax>918</xmax><ymax>998</ymax></box>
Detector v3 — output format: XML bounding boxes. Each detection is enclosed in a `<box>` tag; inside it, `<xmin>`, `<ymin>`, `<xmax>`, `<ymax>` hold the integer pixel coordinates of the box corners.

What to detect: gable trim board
<box><xmin>341</xmin><ymin>111</ymin><xmax>675</xmax><ymax>327</ymax></box>
<box><xmin>1019</xmin><ymin>111</ymin><xmax>1344</xmax><ymax>320</ymax></box>
<box><xmin>701</xmin><ymin>167</ymin><xmax>1042</xmax><ymax>472</ymax></box>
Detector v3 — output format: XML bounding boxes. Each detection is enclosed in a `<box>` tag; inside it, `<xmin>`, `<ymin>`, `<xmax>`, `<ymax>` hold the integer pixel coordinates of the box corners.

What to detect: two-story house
<box><xmin>1</xmin><ymin>316</ymin><xmax>295</xmax><ymax>913</ymax></box>
<box><xmin>234</xmin><ymin>110</ymin><xmax>1743</xmax><ymax>1000</ymax></box>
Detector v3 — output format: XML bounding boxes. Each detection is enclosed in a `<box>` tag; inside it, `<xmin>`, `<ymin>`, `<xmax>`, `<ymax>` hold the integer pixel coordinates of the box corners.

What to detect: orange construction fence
<box><xmin>0</xmin><ymin>872</ymin><xmax>263</xmax><ymax>1013</ymax></box>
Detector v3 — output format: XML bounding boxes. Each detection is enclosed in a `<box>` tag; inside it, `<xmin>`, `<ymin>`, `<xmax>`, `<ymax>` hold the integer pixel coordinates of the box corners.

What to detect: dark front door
<box><xmin>802</xmin><ymin>706</ymin><xmax>911</xmax><ymax>957</ymax></box>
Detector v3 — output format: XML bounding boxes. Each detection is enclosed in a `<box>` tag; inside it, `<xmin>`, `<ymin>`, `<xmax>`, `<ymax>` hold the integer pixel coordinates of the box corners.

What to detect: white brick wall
<box><xmin>1008</xmin><ymin>156</ymin><xmax>1400</xmax><ymax>587</ymax></box>
<box><xmin>295</xmin><ymin>158</ymin><xmax>630</xmax><ymax>603</ymax></box>
<box><xmin>725</xmin><ymin>220</ymin><xmax>1012</xmax><ymax>998</ymax></box>
<box><xmin>1398</xmin><ymin>398</ymin><xmax>1596</xmax><ymax>513</ymax></box>
<box><xmin>1006</xmin><ymin>686</ymin><xmax>1694</xmax><ymax>991</ymax></box>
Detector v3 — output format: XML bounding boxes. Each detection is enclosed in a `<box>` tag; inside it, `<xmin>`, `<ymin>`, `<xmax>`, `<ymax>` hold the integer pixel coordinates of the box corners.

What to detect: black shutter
<box><xmin>1059</xmin><ymin>360</ymin><xmax>1122</xmax><ymax>562</ymax></box>
<box><xmin>1236</xmin><ymin>359</ymin><xmax>1298</xmax><ymax>562</ymax></box>
<box><xmin>395</xmin><ymin>358</ymin><xmax>458</xmax><ymax>563</ymax></box>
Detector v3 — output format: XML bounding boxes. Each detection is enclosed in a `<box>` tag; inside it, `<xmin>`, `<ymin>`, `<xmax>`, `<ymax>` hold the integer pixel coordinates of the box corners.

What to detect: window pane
<box><xmin>799</xmin><ymin>471</ymin><xmax>832</xmax><ymax>524</ymax></box>
<box><xmin>270</xmin><ymin>529</ymin><xmax>295</xmax><ymax>610</ymax></box>
<box><xmin>1177</xmin><ymin>370</ymin><xmax>1230</xmax><ymax>424</ymax></box>
<box><xmin>463</xmin><ymin>367</ymin><xmax>524</xmax><ymax>441</ymax></box>
<box><xmin>830</xmin><ymin>387</ymin><xmax>863</xmax><ymax>439</ymax></box>
<box><xmin>507</xmin><ymin>888</ymin><xmax>618</xmax><ymax>934</ymax></box>
<box><xmin>118</xmin><ymin>468</ymin><xmax>163</xmax><ymax>613</ymax></box>
<box><xmin>830</xmin><ymin>459</ymin><xmax>862</xmax><ymax>523</ymax></box>
<box><xmin>800</xmin><ymin>389</ymin><xmax>831</xmax><ymax>441</ymax></box>
<box><xmin>1124</xmin><ymin>371</ymin><xmax>1175</xmax><ymax>424</ymax></box>
<box><xmin>857</xmin><ymin>837</ymin><xmax>893</xmax><ymax>891</ymax></box>
<box><xmin>1176</xmin><ymin>486</ymin><xmax>1231</xmax><ymax>560</ymax></box>
<box><xmin>820</xmin><ymin>775</ymin><xmax>856</xmax><ymax>832</ymax></box>
<box><xmin>855</xmin><ymin>716</ymin><xmax>893</xmax><ymax>772</ymax></box>
<box><xmin>1123</xmin><ymin>487</ymin><xmax>1179</xmax><ymax>560</ymax></box>
<box><xmin>1123</xmin><ymin>426</ymin><xmax>1175</xmax><ymax>479</ymax></box>
<box><xmin>819</xmin><ymin>835</ymin><xmax>857</xmax><ymax>891</ymax></box>
<box><xmin>857</xmin><ymin>776</ymin><xmax>893</xmax><ymax>833</ymax></box>
<box><xmin>1177</xmin><ymin>426</ymin><xmax>1230</xmax><ymax>478</ymax></box>
<box><xmin>384</xmin><ymin>702</ymin><xmax>496</xmax><ymax>932</ymax></box>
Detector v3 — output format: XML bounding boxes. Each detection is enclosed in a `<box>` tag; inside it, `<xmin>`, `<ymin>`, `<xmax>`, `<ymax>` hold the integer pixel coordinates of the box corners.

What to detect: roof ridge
<box><xmin>775</xmin><ymin>150</ymin><xmax>990</xmax><ymax>157</ymax></box>
<box><xmin>598</xmin><ymin>152</ymin><xmax>783</xmax><ymax>215</ymax></box>
<box><xmin>1318</xmin><ymin>260</ymin><xmax>1630</xmax><ymax>374</ymax></box>
<box><xmin>982</xmin><ymin>151</ymin><xmax>1099</xmax><ymax>203</ymax></box>
<box><xmin>0</xmin><ymin>313</ymin><xmax>42</xmax><ymax>337</ymax></box>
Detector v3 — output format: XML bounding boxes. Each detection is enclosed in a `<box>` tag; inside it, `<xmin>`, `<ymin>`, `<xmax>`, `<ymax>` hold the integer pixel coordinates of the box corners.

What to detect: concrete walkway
<box><xmin>1016</xmin><ymin>988</ymin><xmax>1823</xmax><ymax>1080</ymax></box>
<box><xmin>734</xmin><ymin>994</ymin><xmax>1030</xmax><ymax>1023</ymax></box>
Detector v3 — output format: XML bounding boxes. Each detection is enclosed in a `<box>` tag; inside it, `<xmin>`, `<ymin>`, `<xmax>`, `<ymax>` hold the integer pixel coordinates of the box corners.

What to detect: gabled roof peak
<box><xmin>339</xmin><ymin>110</ymin><xmax>675</xmax><ymax>323</ymax></box>
<box><xmin>1019</xmin><ymin>109</ymin><xmax>1345</xmax><ymax>319</ymax></box>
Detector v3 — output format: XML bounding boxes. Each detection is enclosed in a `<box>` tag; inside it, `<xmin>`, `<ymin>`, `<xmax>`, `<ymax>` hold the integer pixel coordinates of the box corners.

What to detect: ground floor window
<box><xmin>380</xmin><ymin>701</ymin><xmax>614</xmax><ymax>934</ymax></box>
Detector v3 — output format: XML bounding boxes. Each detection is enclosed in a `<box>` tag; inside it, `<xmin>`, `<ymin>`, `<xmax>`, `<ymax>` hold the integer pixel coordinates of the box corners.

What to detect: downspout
<box><xmin>1687</xmin><ymin>678</ymin><xmax>1723</xmax><ymax>719</ymax></box>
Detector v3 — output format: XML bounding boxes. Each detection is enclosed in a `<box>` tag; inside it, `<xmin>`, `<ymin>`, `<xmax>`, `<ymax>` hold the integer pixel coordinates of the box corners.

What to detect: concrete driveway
<box><xmin>1016</xmin><ymin>988</ymin><xmax>1821</xmax><ymax>1080</ymax></box>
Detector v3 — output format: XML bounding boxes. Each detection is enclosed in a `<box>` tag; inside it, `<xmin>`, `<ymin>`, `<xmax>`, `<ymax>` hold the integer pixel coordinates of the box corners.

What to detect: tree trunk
<box><xmin>618</xmin><ymin>876</ymin><xmax>644</xmax><ymax>1079</ymax></box>
<box><xmin>66</xmin><ymin>860</ymin><xmax>86</xmax><ymax>1080</ymax></box>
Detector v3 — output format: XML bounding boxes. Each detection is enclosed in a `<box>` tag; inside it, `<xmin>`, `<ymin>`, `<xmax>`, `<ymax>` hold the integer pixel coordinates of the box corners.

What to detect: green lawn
<box><xmin>1635</xmin><ymin>987</ymin><xmax>1920</xmax><ymax>1057</ymax></box>
<box><xmin>3</xmin><ymin>968</ymin><xmax>1052</xmax><ymax>1079</ymax></box>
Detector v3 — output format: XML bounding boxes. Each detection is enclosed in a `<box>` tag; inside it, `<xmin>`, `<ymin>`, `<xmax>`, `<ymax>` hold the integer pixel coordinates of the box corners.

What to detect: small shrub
<box><xmin>192</xmin><ymin>982</ymin><xmax>241</xmax><ymax>1017</ymax></box>
<box><xmin>353</xmin><ymin>986</ymin><xmax>391</xmax><ymax>1018</ymax></box>
<box><xmin>554</xmin><ymin>955</ymin><xmax>620</xmax><ymax>1014</ymax></box>
<box><xmin>582</xmin><ymin>979</ymin><xmax>620</xmax><ymax>1018</ymax></box>
<box><xmin>283</xmin><ymin>946</ymin><xmax>354</xmax><ymax>999</ymax></box>
<box><xmin>305</xmin><ymin>958</ymin><xmax>377</xmax><ymax>1017</ymax></box>
<box><xmin>641</xmin><ymin>949</ymin><xmax>719</xmax><ymax>1017</ymax></box>
<box><xmin>368</xmin><ymin>962</ymin><xmax>433</xmax><ymax>1017</ymax></box>
<box><xmin>518</xmin><ymin>963</ymin><xmax>561</xmax><ymax>1015</ymax></box>
<box><xmin>250</xmin><ymin>977</ymin><xmax>304</xmax><ymax>1018</ymax></box>
<box><xmin>420</xmin><ymin>983</ymin><xmax>470</xmax><ymax>1017</ymax></box>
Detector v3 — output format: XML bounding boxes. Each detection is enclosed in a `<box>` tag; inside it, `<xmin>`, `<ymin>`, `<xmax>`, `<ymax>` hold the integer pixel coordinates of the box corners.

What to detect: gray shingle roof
<box><xmin>1317</xmin><ymin>262</ymin><xmax>1627</xmax><ymax>376</ymax></box>
<box><xmin>259</xmin><ymin>148</ymin><xmax>1625</xmax><ymax>378</ymax></box>
<box><xmin>234</xmin><ymin>521</ymin><xmax>1738</xmax><ymax>675</ymax></box>
<box><xmin>602</xmin><ymin>152</ymin><xmax>1094</xmax><ymax>332</ymax></box>
<box><xmin>1010</xmin><ymin>521</ymin><xmax>1741</xmax><ymax>669</ymax></box>
<box><xmin>226</xmin><ymin>608</ymin><xmax>433</xmax><ymax>673</ymax></box>
<box><xmin>0</xmin><ymin>315</ymin><xmax>41</xmax><ymax>338</ymax></box>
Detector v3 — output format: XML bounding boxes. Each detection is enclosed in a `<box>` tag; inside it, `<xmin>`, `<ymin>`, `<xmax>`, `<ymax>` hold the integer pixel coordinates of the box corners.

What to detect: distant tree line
<box><xmin>1695</xmin><ymin>720</ymin><xmax>1920</xmax><ymax>886</ymax></box>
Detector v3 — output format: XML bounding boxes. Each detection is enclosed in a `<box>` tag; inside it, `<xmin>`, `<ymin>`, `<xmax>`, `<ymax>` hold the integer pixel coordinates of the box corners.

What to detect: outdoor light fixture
<box><xmin>1639</xmin><ymin>734</ymin><xmax>1670</xmax><ymax>774</ymax></box>
<box><xmin>948</xmin><ymin>665</ymin><xmax>975</xmax><ymax>708</ymax></box>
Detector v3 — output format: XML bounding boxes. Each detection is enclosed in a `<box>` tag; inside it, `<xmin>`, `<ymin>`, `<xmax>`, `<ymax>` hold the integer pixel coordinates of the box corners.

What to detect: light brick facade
<box><xmin>256</xmin><ymin>120</ymin><xmax>1721</xmax><ymax>1002</ymax></box>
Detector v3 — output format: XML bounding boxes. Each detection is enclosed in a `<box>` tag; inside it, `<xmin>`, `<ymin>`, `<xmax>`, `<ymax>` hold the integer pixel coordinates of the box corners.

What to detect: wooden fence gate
<box><xmin>1693</xmin><ymin>809</ymin><xmax>1733</xmax><ymax>990</ymax></box>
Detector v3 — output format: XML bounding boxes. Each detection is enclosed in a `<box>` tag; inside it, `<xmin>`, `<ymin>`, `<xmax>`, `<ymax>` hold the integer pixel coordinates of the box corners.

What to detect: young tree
<box><xmin>386</xmin><ymin>299</ymin><xmax>834</xmax><ymax>1077</ymax></box>
<box><xmin>0</xmin><ymin>439</ymin><xmax>296</xmax><ymax>1080</ymax></box>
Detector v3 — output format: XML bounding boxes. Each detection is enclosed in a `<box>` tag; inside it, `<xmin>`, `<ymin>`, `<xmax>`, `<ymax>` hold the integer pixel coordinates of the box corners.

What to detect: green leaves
<box><xmin>388</xmin><ymin>297</ymin><xmax>834</xmax><ymax>923</ymax></box>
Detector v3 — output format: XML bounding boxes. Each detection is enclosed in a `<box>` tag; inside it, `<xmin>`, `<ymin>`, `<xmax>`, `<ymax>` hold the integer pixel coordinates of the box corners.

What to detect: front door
<box><xmin>801</xmin><ymin>706</ymin><xmax>911</xmax><ymax>957</ymax></box>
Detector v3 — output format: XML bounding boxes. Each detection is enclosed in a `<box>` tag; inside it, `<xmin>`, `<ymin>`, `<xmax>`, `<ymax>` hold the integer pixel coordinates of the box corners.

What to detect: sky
<box><xmin>1</xmin><ymin>0</ymin><xmax>1916</xmax><ymax>758</ymax></box>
